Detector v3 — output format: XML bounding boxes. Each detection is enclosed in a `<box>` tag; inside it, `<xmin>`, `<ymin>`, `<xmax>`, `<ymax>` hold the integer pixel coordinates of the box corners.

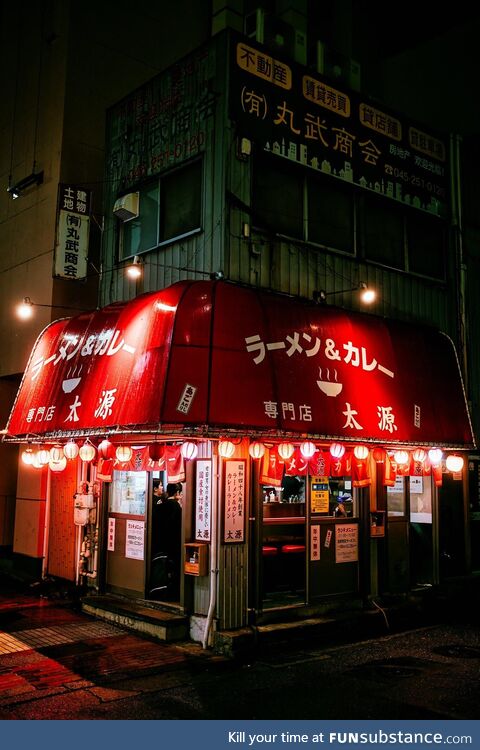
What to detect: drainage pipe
<box><xmin>202</xmin><ymin>449</ymin><xmax>220</xmax><ymax>649</ymax></box>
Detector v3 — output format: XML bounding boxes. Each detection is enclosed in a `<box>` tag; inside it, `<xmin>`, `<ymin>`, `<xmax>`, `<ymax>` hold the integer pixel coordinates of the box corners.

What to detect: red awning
<box><xmin>5</xmin><ymin>280</ymin><xmax>475</xmax><ymax>448</ymax></box>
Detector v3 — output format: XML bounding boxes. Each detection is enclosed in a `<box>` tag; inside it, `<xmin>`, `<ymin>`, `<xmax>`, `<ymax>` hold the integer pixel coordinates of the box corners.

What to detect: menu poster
<box><xmin>335</xmin><ymin>524</ymin><xmax>358</xmax><ymax>563</ymax></box>
<box><xmin>125</xmin><ymin>520</ymin><xmax>145</xmax><ymax>560</ymax></box>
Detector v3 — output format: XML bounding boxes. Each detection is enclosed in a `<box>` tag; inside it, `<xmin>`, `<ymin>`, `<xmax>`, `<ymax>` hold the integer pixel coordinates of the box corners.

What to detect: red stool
<box><xmin>281</xmin><ymin>544</ymin><xmax>306</xmax><ymax>554</ymax></box>
<box><xmin>262</xmin><ymin>545</ymin><xmax>278</xmax><ymax>556</ymax></box>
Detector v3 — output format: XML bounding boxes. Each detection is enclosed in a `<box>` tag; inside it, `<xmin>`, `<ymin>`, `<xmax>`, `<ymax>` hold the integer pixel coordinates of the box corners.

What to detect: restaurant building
<box><xmin>3</xmin><ymin>11</ymin><xmax>479</xmax><ymax>648</ymax></box>
<box><xmin>4</xmin><ymin>278</ymin><xmax>474</xmax><ymax>648</ymax></box>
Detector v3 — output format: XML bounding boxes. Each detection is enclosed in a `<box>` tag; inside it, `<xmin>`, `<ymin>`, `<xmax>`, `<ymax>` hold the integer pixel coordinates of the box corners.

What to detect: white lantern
<box><xmin>300</xmin><ymin>441</ymin><xmax>316</xmax><ymax>459</ymax></box>
<box><xmin>79</xmin><ymin>441</ymin><xmax>96</xmax><ymax>462</ymax></box>
<box><xmin>49</xmin><ymin>445</ymin><xmax>63</xmax><ymax>463</ymax></box>
<box><xmin>330</xmin><ymin>442</ymin><xmax>345</xmax><ymax>459</ymax></box>
<box><xmin>21</xmin><ymin>448</ymin><xmax>34</xmax><ymax>465</ymax></box>
<box><xmin>49</xmin><ymin>456</ymin><xmax>67</xmax><ymax>472</ymax></box>
<box><xmin>218</xmin><ymin>440</ymin><xmax>235</xmax><ymax>458</ymax></box>
<box><xmin>31</xmin><ymin>452</ymin><xmax>42</xmax><ymax>469</ymax></box>
<box><xmin>353</xmin><ymin>445</ymin><xmax>369</xmax><ymax>461</ymax></box>
<box><xmin>394</xmin><ymin>450</ymin><xmax>409</xmax><ymax>466</ymax></box>
<box><xmin>249</xmin><ymin>442</ymin><xmax>265</xmax><ymax>460</ymax></box>
<box><xmin>37</xmin><ymin>449</ymin><xmax>50</xmax><ymax>466</ymax></box>
<box><xmin>428</xmin><ymin>448</ymin><xmax>443</xmax><ymax>465</ymax></box>
<box><xmin>64</xmin><ymin>440</ymin><xmax>79</xmax><ymax>460</ymax></box>
<box><xmin>446</xmin><ymin>454</ymin><xmax>464</xmax><ymax>473</ymax></box>
<box><xmin>181</xmin><ymin>441</ymin><xmax>198</xmax><ymax>460</ymax></box>
<box><xmin>278</xmin><ymin>442</ymin><xmax>295</xmax><ymax>460</ymax></box>
<box><xmin>115</xmin><ymin>445</ymin><xmax>133</xmax><ymax>463</ymax></box>
<box><xmin>413</xmin><ymin>448</ymin><xmax>427</xmax><ymax>463</ymax></box>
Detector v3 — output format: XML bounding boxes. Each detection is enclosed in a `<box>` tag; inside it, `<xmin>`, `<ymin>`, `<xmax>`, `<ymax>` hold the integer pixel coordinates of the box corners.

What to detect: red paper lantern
<box><xmin>98</xmin><ymin>438</ymin><xmax>115</xmax><ymax>459</ymax></box>
<box><xmin>372</xmin><ymin>447</ymin><xmax>386</xmax><ymax>463</ymax></box>
<box><xmin>149</xmin><ymin>443</ymin><xmax>164</xmax><ymax>461</ymax></box>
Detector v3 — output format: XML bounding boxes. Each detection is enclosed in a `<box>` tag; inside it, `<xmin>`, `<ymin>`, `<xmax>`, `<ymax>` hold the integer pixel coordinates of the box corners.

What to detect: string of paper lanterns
<box><xmin>17</xmin><ymin>438</ymin><xmax>466</xmax><ymax>476</ymax></box>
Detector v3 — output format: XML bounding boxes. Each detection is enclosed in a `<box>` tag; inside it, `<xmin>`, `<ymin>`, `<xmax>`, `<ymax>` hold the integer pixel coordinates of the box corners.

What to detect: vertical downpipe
<box><xmin>202</xmin><ymin>449</ymin><xmax>220</xmax><ymax>649</ymax></box>
<box><xmin>41</xmin><ymin>468</ymin><xmax>52</xmax><ymax>579</ymax></box>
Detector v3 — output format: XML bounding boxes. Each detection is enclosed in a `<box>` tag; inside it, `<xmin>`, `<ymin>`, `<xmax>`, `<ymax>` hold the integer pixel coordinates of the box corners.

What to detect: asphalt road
<box><xmin>1</xmin><ymin>588</ymin><xmax>479</xmax><ymax>720</ymax></box>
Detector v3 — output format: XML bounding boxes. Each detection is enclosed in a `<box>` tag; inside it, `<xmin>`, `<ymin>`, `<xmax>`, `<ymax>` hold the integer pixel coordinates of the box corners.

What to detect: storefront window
<box><xmin>409</xmin><ymin>475</ymin><xmax>432</xmax><ymax>524</ymax></box>
<box><xmin>310</xmin><ymin>476</ymin><xmax>357</xmax><ymax>518</ymax></box>
<box><xmin>109</xmin><ymin>470</ymin><xmax>147</xmax><ymax>515</ymax></box>
<box><xmin>387</xmin><ymin>476</ymin><xmax>406</xmax><ymax>517</ymax></box>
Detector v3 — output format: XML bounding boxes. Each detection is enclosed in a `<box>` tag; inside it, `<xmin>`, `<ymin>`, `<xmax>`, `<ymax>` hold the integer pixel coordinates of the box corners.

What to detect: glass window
<box><xmin>363</xmin><ymin>195</ymin><xmax>405</xmax><ymax>269</ymax></box>
<box><xmin>120</xmin><ymin>182</ymin><xmax>159</xmax><ymax>259</ymax></box>
<box><xmin>409</xmin><ymin>475</ymin><xmax>432</xmax><ymax>524</ymax></box>
<box><xmin>407</xmin><ymin>211</ymin><xmax>446</xmax><ymax>280</ymax></box>
<box><xmin>160</xmin><ymin>160</ymin><xmax>202</xmax><ymax>242</ymax></box>
<box><xmin>307</xmin><ymin>176</ymin><xmax>354</xmax><ymax>253</ymax></box>
<box><xmin>109</xmin><ymin>470</ymin><xmax>147</xmax><ymax>515</ymax></box>
<box><xmin>387</xmin><ymin>476</ymin><xmax>406</xmax><ymax>517</ymax></box>
<box><xmin>253</xmin><ymin>157</ymin><xmax>303</xmax><ymax>238</ymax></box>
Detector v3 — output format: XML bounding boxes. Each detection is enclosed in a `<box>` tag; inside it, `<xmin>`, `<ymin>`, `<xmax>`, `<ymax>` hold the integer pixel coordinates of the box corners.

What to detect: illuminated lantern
<box><xmin>218</xmin><ymin>440</ymin><xmax>235</xmax><ymax>458</ymax></box>
<box><xmin>446</xmin><ymin>454</ymin><xmax>464</xmax><ymax>473</ymax></box>
<box><xmin>181</xmin><ymin>441</ymin><xmax>198</xmax><ymax>460</ymax></box>
<box><xmin>37</xmin><ymin>449</ymin><xmax>50</xmax><ymax>466</ymax></box>
<box><xmin>300</xmin><ymin>441</ymin><xmax>316</xmax><ymax>459</ymax></box>
<box><xmin>149</xmin><ymin>443</ymin><xmax>163</xmax><ymax>461</ymax></box>
<box><xmin>248</xmin><ymin>442</ymin><xmax>265</xmax><ymax>460</ymax></box>
<box><xmin>372</xmin><ymin>447</ymin><xmax>386</xmax><ymax>463</ymax></box>
<box><xmin>49</xmin><ymin>445</ymin><xmax>63</xmax><ymax>463</ymax></box>
<box><xmin>64</xmin><ymin>440</ymin><xmax>79</xmax><ymax>460</ymax></box>
<box><xmin>428</xmin><ymin>448</ymin><xmax>443</xmax><ymax>465</ymax></box>
<box><xmin>49</xmin><ymin>456</ymin><xmax>67</xmax><ymax>472</ymax></box>
<box><xmin>278</xmin><ymin>442</ymin><xmax>295</xmax><ymax>460</ymax></box>
<box><xmin>31</xmin><ymin>452</ymin><xmax>42</xmax><ymax>469</ymax></box>
<box><xmin>394</xmin><ymin>450</ymin><xmax>409</xmax><ymax>466</ymax></box>
<box><xmin>21</xmin><ymin>448</ymin><xmax>34</xmax><ymax>465</ymax></box>
<box><xmin>330</xmin><ymin>442</ymin><xmax>345</xmax><ymax>459</ymax></box>
<box><xmin>353</xmin><ymin>445</ymin><xmax>369</xmax><ymax>461</ymax></box>
<box><xmin>79</xmin><ymin>441</ymin><xmax>96</xmax><ymax>462</ymax></box>
<box><xmin>98</xmin><ymin>438</ymin><xmax>115</xmax><ymax>459</ymax></box>
<box><xmin>115</xmin><ymin>445</ymin><xmax>133</xmax><ymax>463</ymax></box>
<box><xmin>412</xmin><ymin>448</ymin><xmax>427</xmax><ymax>463</ymax></box>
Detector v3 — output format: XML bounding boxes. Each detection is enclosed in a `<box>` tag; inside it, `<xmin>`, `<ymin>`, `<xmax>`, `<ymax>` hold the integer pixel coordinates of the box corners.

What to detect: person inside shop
<box><xmin>153</xmin><ymin>478</ymin><xmax>165</xmax><ymax>504</ymax></box>
<box><xmin>155</xmin><ymin>482</ymin><xmax>183</xmax><ymax>600</ymax></box>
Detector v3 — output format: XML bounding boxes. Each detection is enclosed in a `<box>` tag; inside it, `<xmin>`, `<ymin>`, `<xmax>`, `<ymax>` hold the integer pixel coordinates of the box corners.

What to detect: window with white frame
<box><xmin>119</xmin><ymin>159</ymin><xmax>202</xmax><ymax>260</ymax></box>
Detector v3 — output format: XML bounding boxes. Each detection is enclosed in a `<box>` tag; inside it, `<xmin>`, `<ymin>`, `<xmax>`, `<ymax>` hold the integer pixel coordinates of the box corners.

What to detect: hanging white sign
<box><xmin>195</xmin><ymin>460</ymin><xmax>212</xmax><ymax>541</ymax></box>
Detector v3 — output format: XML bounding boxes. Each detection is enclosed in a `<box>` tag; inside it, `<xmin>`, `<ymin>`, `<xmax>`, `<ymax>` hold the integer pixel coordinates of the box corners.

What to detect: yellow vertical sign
<box><xmin>310</xmin><ymin>476</ymin><xmax>329</xmax><ymax>514</ymax></box>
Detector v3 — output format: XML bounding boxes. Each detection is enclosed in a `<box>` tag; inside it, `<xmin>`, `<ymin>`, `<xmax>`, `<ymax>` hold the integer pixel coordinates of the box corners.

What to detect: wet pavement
<box><xmin>1</xmin><ymin>579</ymin><xmax>480</xmax><ymax>720</ymax></box>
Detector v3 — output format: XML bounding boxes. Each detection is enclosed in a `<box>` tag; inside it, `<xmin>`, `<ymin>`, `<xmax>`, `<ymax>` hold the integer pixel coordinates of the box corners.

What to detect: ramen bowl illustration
<box><xmin>62</xmin><ymin>377</ymin><xmax>81</xmax><ymax>393</ymax></box>
<box><xmin>316</xmin><ymin>368</ymin><xmax>343</xmax><ymax>397</ymax></box>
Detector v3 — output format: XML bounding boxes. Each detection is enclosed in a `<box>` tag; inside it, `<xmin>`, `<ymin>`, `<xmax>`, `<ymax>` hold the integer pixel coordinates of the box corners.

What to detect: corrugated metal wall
<box><xmin>47</xmin><ymin>458</ymin><xmax>78</xmax><ymax>581</ymax></box>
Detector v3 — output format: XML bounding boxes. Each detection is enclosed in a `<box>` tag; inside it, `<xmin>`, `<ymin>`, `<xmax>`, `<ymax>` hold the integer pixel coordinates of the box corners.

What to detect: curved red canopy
<box><xmin>5</xmin><ymin>280</ymin><xmax>474</xmax><ymax>448</ymax></box>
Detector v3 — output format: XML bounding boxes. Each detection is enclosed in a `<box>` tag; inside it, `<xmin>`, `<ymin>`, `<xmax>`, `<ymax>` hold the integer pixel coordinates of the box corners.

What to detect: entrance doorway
<box><xmin>105</xmin><ymin>469</ymin><xmax>184</xmax><ymax>604</ymax></box>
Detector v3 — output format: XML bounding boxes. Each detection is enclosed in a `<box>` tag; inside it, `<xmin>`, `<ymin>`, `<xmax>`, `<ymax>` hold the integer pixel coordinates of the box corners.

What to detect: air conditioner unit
<box><xmin>314</xmin><ymin>40</ymin><xmax>361</xmax><ymax>92</ymax></box>
<box><xmin>113</xmin><ymin>192</ymin><xmax>139</xmax><ymax>221</ymax></box>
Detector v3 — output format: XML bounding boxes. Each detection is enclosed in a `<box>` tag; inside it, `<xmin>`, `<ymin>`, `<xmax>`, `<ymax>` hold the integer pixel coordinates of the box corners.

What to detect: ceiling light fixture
<box><xmin>7</xmin><ymin>171</ymin><xmax>44</xmax><ymax>200</ymax></box>
<box><xmin>16</xmin><ymin>297</ymin><xmax>87</xmax><ymax>320</ymax></box>
<box><xmin>126</xmin><ymin>255</ymin><xmax>143</xmax><ymax>279</ymax></box>
<box><xmin>313</xmin><ymin>281</ymin><xmax>377</xmax><ymax>305</ymax></box>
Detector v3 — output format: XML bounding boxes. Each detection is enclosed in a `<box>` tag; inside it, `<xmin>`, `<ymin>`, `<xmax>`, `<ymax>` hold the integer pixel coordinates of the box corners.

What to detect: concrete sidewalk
<box><xmin>0</xmin><ymin>582</ymin><xmax>228</xmax><ymax>719</ymax></box>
